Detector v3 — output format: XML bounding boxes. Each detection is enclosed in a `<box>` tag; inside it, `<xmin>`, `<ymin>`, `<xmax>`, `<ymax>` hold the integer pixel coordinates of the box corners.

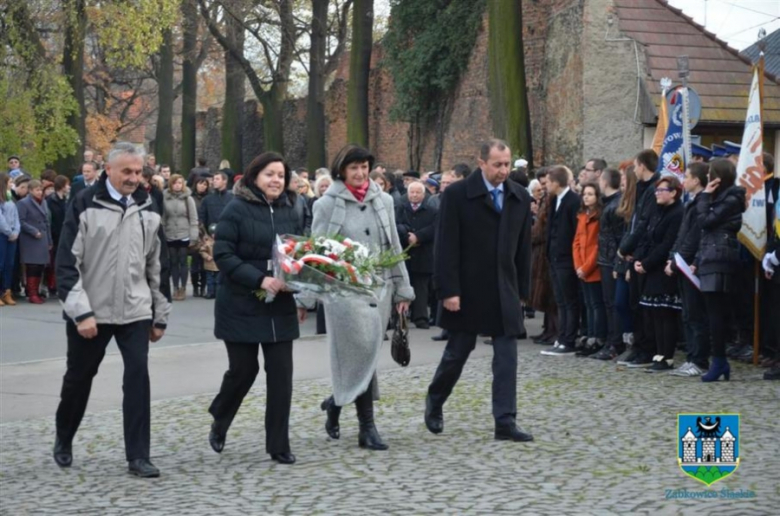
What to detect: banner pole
<box><xmin>753</xmin><ymin>260</ymin><xmax>760</xmax><ymax>366</ymax></box>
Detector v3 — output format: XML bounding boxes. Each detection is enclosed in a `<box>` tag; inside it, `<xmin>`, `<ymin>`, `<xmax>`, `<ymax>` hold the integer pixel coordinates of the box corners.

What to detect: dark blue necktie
<box><xmin>119</xmin><ymin>196</ymin><xmax>128</xmax><ymax>209</ymax></box>
<box><xmin>491</xmin><ymin>189</ymin><xmax>502</xmax><ymax>212</ymax></box>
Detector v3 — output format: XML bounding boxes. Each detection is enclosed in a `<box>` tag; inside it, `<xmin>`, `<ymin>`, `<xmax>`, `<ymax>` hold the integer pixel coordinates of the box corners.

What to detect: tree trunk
<box><xmin>488</xmin><ymin>1</ymin><xmax>533</xmax><ymax>167</ymax></box>
<box><xmin>306</xmin><ymin>0</ymin><xmax>328</xmax><ymax>171</ymax></box>
<box><xmin>347</xmin><ymin>0</ymin><xmax>373</xmax><ymax>147</ymax></box>
<box><xmin>55</xmin><ymin>0</ymin><xmax>86</xmax><ymax>175</ymax></box>
<box><xmin>222</xmin><ymin>11</ymin><xmax>245</xmax><ymax>173</ymax></box>
<box><xmin>155</xmin><ymin>29</ymin><xmax>175</xmax><ymax>167</ymax></box>
<box><xmin>180</xmin><ymin>0</ymin><xmax>198</xmax><ymax>174</ymax></box>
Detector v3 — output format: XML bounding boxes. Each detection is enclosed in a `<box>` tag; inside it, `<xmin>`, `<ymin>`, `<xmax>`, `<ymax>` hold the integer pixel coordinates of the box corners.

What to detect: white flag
<box><xmin>736</xmin><ymin>67</ymin><xmax>766</xmax><ymax>260</ymax></box>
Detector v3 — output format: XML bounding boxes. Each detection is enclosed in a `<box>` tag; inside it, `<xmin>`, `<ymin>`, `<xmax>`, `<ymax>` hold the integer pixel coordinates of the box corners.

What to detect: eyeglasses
<box><xmin>655</xmin><ymin>188</ymin><xmax>674</xmax><ymax>193</ymax></box>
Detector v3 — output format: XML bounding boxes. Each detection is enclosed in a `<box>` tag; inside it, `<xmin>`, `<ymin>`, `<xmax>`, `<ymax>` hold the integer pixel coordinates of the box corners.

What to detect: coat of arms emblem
<box><xmin>678</xmin><ymin>414</ymin><xmax>740</xmax><ymax>486</ymax></box>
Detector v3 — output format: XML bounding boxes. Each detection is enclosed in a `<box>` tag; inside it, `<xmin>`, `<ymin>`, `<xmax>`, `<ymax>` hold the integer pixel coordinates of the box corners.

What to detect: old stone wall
<box><xmin>581</xmin><ymin>0</ymin><xmax>645</xmax><ymax>166</ymax></box>
<box><xmin>194</xmin><ymin>0</ymin><xmax>636</xmax><ymax>175</ymax></box>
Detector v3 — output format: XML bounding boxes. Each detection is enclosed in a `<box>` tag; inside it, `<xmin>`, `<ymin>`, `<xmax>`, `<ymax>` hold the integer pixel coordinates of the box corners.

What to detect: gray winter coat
<box><xmin>163</xmin><ymin>188</ymin><xmax>199</xmax><ymax>242</ymax></box>
<box><xmin>17</xmin><ymin>196</ymin><xmax>52</xmax><ymax>265</ymax></box>
<box><xmin>312</xmin><ymin>180</ymin><xmax>414</xmax><ymax>406</ymax></box>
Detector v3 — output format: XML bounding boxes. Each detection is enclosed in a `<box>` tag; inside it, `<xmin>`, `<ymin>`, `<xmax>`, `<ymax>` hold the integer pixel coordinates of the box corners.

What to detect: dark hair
<box><xmin>534</xmin><ymin>167</ymin><xmax>549</xmax><ymax>180</ymax></box>
<box><xmin>197</xmin><ymin>158</ymin><xmax>207</xmax><ymax>167</ymax></box>
<box><xmin>616</xmin><ymin>165</ymin><xmax>637</xmax><ymax>222</ymax></box>
<box><xmin>0</xmin><ymin>172</ymin><xmax>8</xmax><ymax>201</ymax></box>
<box><xmin>54</xmin><ymin>175</ymin><xmax>70</xmax><ymax>191</ymax></box>
<box><xmin>330</xmin><ymin>144</ymin><xmax>374</xmax><ymax>181</ymax></box>
<box><xmin>41</xmin><ymin>169</ymin><xmax>58</xmax><ymax>183</ymax></box>
<box><xmin>452</xmin><ymin>163</ymin><xmax>471</xmax><ymax>178</ymax></box>
<box><xmin>142</xmin><ymin>166</ymin><xmax>155</xmax><ymax>181</ymax></box>
<box><xmin>579</xmin><ymin>182</ymin><xmax>603</xmax><ymax>217</ymax></box>
<box><xmin>635</xmin><ymin>149</ymin><xmax>658</xmax><ymax>173</ymax></box>
<box><xmin>509</xmin><ymin>169</ymin><xmax>529</xmax><ymax>188</ymax></box>
<box><xmin>213</xmin><ymin>171</ymin><xmax>228</xmax><ymax>182</ymax></box>
<box><xmin>687</xmin><ymin>162</ymin><xmax>709</xmax><ymax>187</ymax></box>
<box><xmin>244</xmin><ymin>151</ymin><xmax>293</xmax><ymax>193</ymax></box>
<box><xmin>656</xmin><ymin>175</ymin><xmax>682</xmax><ymax>200</ymax></box>
<box><xmin>588</xmin><ymin>158</ymin><xmax>607</xmax><ymax>172</ymax></box>
<box><xmin>708</xmin><ymin>158</ymin><xmax>737</xmax><ymax>193</ymax></box>
<box><xmin>548</xmin><ymin>166</ymin><xmax>570</xmax><ymax>188</ymax></box>
<box><xmin>370</xmin><ymin>171</ymin><xmax>389</xmax><ymax>191</ymax></box>
<box><xmin>479</xmin><ymin>139</ymin><xmax>509</xmax><ymax>161</ymax></box>
<box><xmin>601</xmin><ymin>168</ymin><xmax>621</xmax><ymax>190</ymax></box>
<box><xmin>763</xmin><ymin>152</ymin><xmax>775</xmax><ymax>176</ymax></box>
<box><xmin>160</xmin><ymin>164</ymin><xmax>171</xmax><ymax>170</ymax></box>
<box><xmin>382</xmin><ymin>171</ymin><xmax>396</xmax><ymax>190</ymax></box>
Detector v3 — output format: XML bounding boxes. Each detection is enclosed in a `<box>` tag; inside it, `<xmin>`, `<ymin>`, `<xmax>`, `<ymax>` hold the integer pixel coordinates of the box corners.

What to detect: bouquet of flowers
<box><xmin>256</xmin><ymin>234</ymin><xmax>409</xmax><ymax>302</ymax></box>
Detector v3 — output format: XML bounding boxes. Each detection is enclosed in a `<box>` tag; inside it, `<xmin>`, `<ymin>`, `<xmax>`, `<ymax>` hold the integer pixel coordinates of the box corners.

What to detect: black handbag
<box><xmin>391</xmin><ymin>311</ymin><xmax>411</xmax><ymax>367</ymax></box>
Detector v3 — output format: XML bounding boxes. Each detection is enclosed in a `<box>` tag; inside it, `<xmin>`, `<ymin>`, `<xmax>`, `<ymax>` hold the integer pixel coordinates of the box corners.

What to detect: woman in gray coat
<box><xmin>163</xmin><ymin>174</ymin><xmax>199</xmax><ymax>300</ymax></box>
<box><xmin>17</xmin><ymin>180</ymin><xmax>52</xmax><ymax>304</ymax></box>
<box><xmin>310</xmin><ymin>145</ymin><xmax>414</xmax><ymax>451</ymax></box>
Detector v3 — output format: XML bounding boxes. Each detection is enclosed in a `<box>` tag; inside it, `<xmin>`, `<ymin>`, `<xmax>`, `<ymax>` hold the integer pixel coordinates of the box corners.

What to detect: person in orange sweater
<box><xmin>573</xmin><ymin>183</ymin><xmax>606</xmax><ymax>356</ymax></box>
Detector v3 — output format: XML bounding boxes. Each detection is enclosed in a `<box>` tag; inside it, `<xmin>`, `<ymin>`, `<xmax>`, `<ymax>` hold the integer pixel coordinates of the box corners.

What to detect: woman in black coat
<box><xmin>633</xmin><ymin>176</ymin><xmax>683</xmax><ymax>372</ymax></box>
<box><xmin>208</xmin><ymin>152</ymin><xmax>305</xmax><ymax>465</ymax></box>
<box><xmin>695</xmin><ymin>159</ymin><xmax>746</xmax><ymax>382</ymax></box>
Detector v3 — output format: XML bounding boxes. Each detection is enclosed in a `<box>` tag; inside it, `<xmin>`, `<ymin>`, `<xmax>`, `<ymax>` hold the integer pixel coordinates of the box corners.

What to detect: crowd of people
<box><xmin>3</xmin><ymin>137</ymin><xmax>778</xmax><ymax>480</ymax></box>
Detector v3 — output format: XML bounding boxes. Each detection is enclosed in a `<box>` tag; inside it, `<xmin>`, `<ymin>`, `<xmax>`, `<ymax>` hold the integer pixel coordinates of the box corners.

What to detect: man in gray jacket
<box><xmin>53</xmin><ymin>142</ymin><xmax>171</xmax><ymax>478</ymax></box>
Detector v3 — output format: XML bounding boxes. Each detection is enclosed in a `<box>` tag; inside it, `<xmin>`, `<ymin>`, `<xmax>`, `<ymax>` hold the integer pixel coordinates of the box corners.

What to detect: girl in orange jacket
<box><xmin>573</xmin><ymin>183</ymin><xmax>606</xmax><ymax>354</ymax></box>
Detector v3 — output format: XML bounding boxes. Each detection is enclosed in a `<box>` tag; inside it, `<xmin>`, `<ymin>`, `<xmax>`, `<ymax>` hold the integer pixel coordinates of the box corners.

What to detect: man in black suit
<box><xmin>396</xmin><ymin>181</ymin><xmax>438</xmax><ymax>328</ymax></box>
<box><xmin>541</xmin><ymin>165</ymin><xmax>581</xmax><ymax>356</ymax></box>
<box><xmin>68</xmin><ymin>162</ymin><xmax>98</xmax><ymax>203</ymax></box>
<box><xmin>424</xmin><ymin>139</ymin><xmax>534</xmax><ymax>442</ymax></box>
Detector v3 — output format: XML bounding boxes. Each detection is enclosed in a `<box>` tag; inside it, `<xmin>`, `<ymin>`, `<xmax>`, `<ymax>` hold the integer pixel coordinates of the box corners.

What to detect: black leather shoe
<box><xmin>424</xmin><ymin>395</ymin><xmax>443</xmax><ymax>434</ymax></box>
<box><xmin>495</xmin><ymin>424</ymin><xmax>534</xmax><ymax>442</ymax></box>
<box><xmin>431</xmin><ymin>332</ymin><xmax>448</xmax><ymax>341</ymax></box>
<box><xmin>209</xmin><ymin>423</ymin><xmax>225</xmax><ymax>453</ymax></box>
<box><xmin>270</xmin><ymin>452</ymin><xmax>296</xmax><ymax>465</ymax></box>
<box><xmin>53</xmin><ymin>437</ymin><xmax>72</xmax><ymax>468</ymax></box>
<box><xmin>358</xmin><ymin>426</ymin><xmax>389</xmax><ymax>450</ymax></box>
<box><xmin>321</xmin><ymin>396</ymin><xmax>341</xmax><ymax>439</ymax></box>
<box><xmin>128</xmin><ymin>458</ymin><xmax>160</xmax><ymax>478</ymax></box>
<box><xmin>415</xmin><ymin>320</ymin><xmax>430</xmax><ymax>329</ymax></box>
<box><xmin>518</xmin><ymin>332</ymin><xmax>528</xmax><ymax>340</ymax></box>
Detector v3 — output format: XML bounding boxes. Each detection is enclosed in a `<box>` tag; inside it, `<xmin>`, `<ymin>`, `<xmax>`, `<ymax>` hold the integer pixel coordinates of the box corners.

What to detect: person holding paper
<box><xmin>695</xmin><ymin>159</ymin><xmax>746</xmax><ymax>383</ymax></box>
<box><xmin>665</xmin><ymin>162</ymin><xmax>710</xmax><ymax>377</ymax></box>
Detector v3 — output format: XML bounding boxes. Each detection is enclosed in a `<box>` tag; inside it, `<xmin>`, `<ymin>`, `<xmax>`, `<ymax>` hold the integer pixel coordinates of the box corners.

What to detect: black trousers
<box><xmin>56</xmin><ymin>320</ymin><xmax>151</xmax><ymax>461</ymax></box>
<box><xmin>679</xmin><ymin>276</ymin><xmax>710</xmax><ymax>368</ymax></box>
<box><xmin>703</xmin><ymin>292</ymin><xmax>730</xmax><ymax>359</ymax></box>
<box><xmin>600</xmin><ymin>265</ymin><xmax>621</xmax><ymax>346</ymax></box>
<box><xmin>409</xmin><ymin>272</ymin><xmax>431</xmax><ymax>324</ymax></box>
<box><xmin>427</xmin><ymin>331</ymin><xmax>517</xmax><ymax>425</ymax></box>
<box><xmin>643</xmin><ymin>307</ymin><xmax>679</xmax><ymax>360</ymax></box>
<box><xmin>209</xmin><ymin>341</ymin><xmax>293</xmax><ymax>454</ymax></box>
<box><xmin>628</xmin><ymin>270</ymin><xmax>651</xmax><ymax>353</ymax></box>
<box><xmin>550</xmin><ymin>264</ymin><xmax>579</xmax><ymax>346</ymax></box>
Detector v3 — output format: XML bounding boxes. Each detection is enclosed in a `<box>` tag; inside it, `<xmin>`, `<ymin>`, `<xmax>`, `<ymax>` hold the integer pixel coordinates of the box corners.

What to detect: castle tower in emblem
<box><xmin>679</xmin><ymin>417</ymin><xmax>737</xmax><ymax>465</ymax></box>
<box><xmin>720</xmin><ymin>428</ymin><xmax>735</xmax><ymax>462</ymax></box>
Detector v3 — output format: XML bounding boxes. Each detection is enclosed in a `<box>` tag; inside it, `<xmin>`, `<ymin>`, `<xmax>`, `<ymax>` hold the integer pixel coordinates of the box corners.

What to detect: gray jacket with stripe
<box><xmin>55</xmin><ymin>175</ymin><xmax>171</xmax><ymax>328</ymax></box>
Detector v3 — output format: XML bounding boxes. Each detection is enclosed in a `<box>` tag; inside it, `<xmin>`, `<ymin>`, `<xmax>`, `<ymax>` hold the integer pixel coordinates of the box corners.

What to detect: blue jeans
<box><xmin>582</xmin><ymin>281</ymin><xmax>607</xmax><ymax>340</ymax></box>
<box><xmin>0</xmin><ymin>234</ymin><xmax>17</xmax><ymax>291</ymax></box>
<box><xmin>614</xmin><ymin>274</ymin><xmax>634</xmax><ymax>334</ymax></box>
<box><xmin>205</xmin><ymin>271</ymin><xmax>218</xmax><ymax>296</ymax></box>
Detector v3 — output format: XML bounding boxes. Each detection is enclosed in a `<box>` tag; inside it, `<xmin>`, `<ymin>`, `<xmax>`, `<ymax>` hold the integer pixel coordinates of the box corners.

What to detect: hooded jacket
<box><xmin>55</xmin><ymin>175</ymin><xmax>171</xmax><ymax>328</ymax></box>
<box><xmin>163</xmin><ymin>187</ymin><xmax>199</xmax><ymax>242</ymax></box>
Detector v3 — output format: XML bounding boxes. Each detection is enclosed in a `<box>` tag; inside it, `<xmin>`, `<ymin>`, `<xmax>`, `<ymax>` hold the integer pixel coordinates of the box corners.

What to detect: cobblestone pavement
<box><xmin>1</xmin><ymin>343</ymin><xmax>778</xmax><ymax>515</ymax></box>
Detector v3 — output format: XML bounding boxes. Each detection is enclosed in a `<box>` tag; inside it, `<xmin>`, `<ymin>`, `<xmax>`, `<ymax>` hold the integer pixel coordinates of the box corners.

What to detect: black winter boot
<box><xmin>355</xmin><ymin>389</ymin><xmax>388</xmax><ymax>450</ymax></box>
<box><xmin>320</xmin><ymin>396</ymin><xmax>341</xmax><ymax>439</ymax></box>
<box><xmin>191</xmin><ymin>271</ymin><xmax>201</xmax><ymax>297</ymax></box>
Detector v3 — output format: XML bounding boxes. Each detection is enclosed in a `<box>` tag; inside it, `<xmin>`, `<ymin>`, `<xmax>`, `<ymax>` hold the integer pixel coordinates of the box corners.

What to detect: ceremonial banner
<box><xmin>652</xmin><ymin>83</ymin><xmax>670</xmax><ymax>156</ymax></box>
<box><xmin>736</xmin><ymin>67</ymin><xmax>766</xmax><ymax>260</ymax></box>
<box><xmin>657</xmin><ymin>90</ymin><xmax>686</xmax><ymax>180</ymax></box>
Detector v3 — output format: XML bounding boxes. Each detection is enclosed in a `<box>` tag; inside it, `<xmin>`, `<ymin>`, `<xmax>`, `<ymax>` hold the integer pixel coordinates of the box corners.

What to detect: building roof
<box><xmin>614</xmin><ymin>0</ymin><xmax>780</xmax><ymax>125</ymax></box>
<box><xmin>742</xmin><ymin>28</ymin><xmax>780</xmax><ymax>79</ymax></box>
<box><xmin>682</xmin><ymin>428</ymin><xmax>697</xmax><ymax>441</ymax></box>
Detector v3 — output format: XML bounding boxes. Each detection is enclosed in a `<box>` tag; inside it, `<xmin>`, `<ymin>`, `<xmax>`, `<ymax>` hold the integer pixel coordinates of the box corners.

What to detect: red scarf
<box><xmin>346</xmin><ymin>181</ymin><xmax>370</xmax><ymax>203</ymax></box>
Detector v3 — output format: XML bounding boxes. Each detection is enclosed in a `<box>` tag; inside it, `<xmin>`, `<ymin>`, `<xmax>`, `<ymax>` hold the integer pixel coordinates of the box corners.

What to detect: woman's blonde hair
<box><xmin>168</xmin><ymin>174</ymin><xmax>185</xmax><ymax>192</ymax></box>
<box><xmin>313</xmin><ymin>175</ymin><xmax>332</xmax><ymax>197</ymax></box>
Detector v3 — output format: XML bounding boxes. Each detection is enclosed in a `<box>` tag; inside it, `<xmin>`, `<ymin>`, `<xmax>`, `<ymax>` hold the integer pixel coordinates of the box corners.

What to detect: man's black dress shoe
<box><xmin>271</xmin><ymin>452</ymin><xmax>296</xmax><ymax>464</ymax></box>
<box><xmin>415</xmin><ymin>320</ymin><xmax>430</xmax><ymax>329</ymax></box>
<box><xmin>128</xmin><ymin>458</ymin><xmax>160</xmax><ymax>478</ymax></box>
<box><xmin>424</xmin><ymin>395</ymin><xmax>443</xmax><ymax>434</ymax></box>
<box><xmin>53</xmin><ymin>437</ymin><xmax>72</xmax><ymax>468</ymax></box>
<box><xmin>209</xmin><ymin>424</ymin><xmax>225</xmax><ymax>453</ymax></box>
<box><xmin>495</xmin><ymin>425</ymin><xmax>534</xmax><ymax>442</ymax></box>
<box><xmin>431</xmin><ymin>332</ymin><xmax>448</xmax><ymax>341</ymax></box>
